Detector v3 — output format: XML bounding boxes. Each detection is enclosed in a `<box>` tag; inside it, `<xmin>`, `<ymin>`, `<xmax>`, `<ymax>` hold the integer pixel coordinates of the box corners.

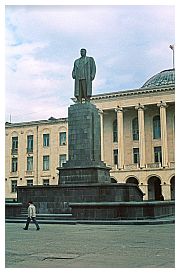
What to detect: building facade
<box><xmin>5</xmin><ymin>69</ymin><xmax>175</xmax><ymax>201</ymax></box>
<box><xmin>5</xmin><ymin>117</ymin><xmax>68</xmax><ymax>200</ymax></box>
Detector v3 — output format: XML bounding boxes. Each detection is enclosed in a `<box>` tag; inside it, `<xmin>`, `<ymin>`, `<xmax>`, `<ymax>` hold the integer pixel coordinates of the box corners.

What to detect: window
<box><xmin>43</xmin><ymin>134</ymin><xmax>50</xmax><ymax>147</ymax></box>
<box><xmin>43</xmin><ymin>155</ymin><xmax>50</xmax><ymax>171</ymax></box>
<box><xmin>43</xmin><ymin>179</ymin><xmax>49</xmax><ymax>186</ymax></box>
<box><xmin>27</xmin><ymin>156</ymin><xmax>33</xmax><ymax>171</ymax></box>
<box><xmin>11</xmin><ymin>180</ymin><xmax>17</xmax><ymax>193</ymax></box>
<box><xmin>113</xmin><ymin>149</ymin><xmax>118</xmax><ymax>165</ymax></box>
<box><xmin>154</xmin><ymin>146</ymin><xmax>162</xmax><ymax>163</ymax></box>
<box><xmin>59</xmin><ymin>132</ymin><xmax>67</xmax><ymax>145</ymax></box>
<box><xmin>59</xmin><ymin>154</ymin><xmax>67</xmax><ymax>167</ymax></box>
<box><xmin>113</xmin><ymin>119</ymin><xmax>118</xmax><ymax>142</ymax></box>
<box><xmin>11</xmin><ymin>157</ymin><xmax>18</xmax><ymax>172</ymax></box>
<box><xmin>132</xmin><ymin>117</ymin><xmax>139</xmax><ymax>140</ymax></box>
<box><xmin>133</xmin><ymin>148</ymin><xmax>140</xmax><ymax>164</ymax></box>
<box><xmin>153</xmin><ymin>115</ymin><xmax>161</xmax><ymax>139</ymax></box>
<box><xmin>27</xmin><ymin>135</ymin><xmax>33</xmax><ymax>153</ymax></box>
<box><xmin>12</xmin><ymin>136</ymin><xmax>18</xmax><ymax>154</ymax></box>
<box><xmin>27</xmin><ymin>179</ymin><xmax>33</xmax><ymax>186</ymax></box>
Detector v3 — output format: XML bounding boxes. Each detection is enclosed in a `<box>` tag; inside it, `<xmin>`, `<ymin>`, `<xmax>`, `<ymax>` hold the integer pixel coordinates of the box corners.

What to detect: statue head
<box><xmin>80</xmin><ymin>48</ymin><xmax>87</xmax><ymax>57</ymax></box>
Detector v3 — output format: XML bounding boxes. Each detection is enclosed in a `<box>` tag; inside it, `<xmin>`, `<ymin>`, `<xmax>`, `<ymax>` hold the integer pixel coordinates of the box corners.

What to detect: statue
<box><xmin>72</xmin><ymin>48</ymin><xmax>96</xmax><ymax>103</ymax></box>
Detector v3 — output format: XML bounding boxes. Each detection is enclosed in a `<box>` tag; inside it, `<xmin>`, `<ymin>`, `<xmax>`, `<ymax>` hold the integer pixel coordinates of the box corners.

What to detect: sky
<box><xmin>5</xmin><ymin>5</ymin><xmax>175</xmax><ymax>123</ymax></box>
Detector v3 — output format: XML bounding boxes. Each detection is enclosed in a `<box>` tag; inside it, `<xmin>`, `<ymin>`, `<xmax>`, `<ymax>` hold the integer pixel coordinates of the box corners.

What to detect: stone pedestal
<box><xmin>57</xmin><ymin>102</ymin><xmax>111</xmax><ymax>184</ymax></box>
<box><xmin>17</xmin><ymin>183</ymin><xmax>144</xmax><ymax>214</ymax></box>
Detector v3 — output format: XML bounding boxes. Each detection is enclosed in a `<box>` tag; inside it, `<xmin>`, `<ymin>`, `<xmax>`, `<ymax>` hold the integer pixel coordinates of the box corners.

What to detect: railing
<box><xmin>25</xmin><ymin>171</ymin><xmax>34</xmax><ymax>176</ymax></box>
<box><xmin>60</xmin><ymin>141</ymin><xmax>67</xmax><ymax>146</ymax></box>
<box><xmin>9</xmin><ymin>171</ymin><xmax>19</xmax><ymax>177</ymax></box>
<box><xmin>113</xmin><ymin>162</ymin><xmax>167</xmax><ymax>170</ymax></box>
<box><xmin>26</xmin><ymin>148</ymin><xmax>33</xmax><ymax>153</ymax></box>
<box><xmin>11</xmin><ymin>148</ymin><xmax>18</xmax><ymax>155</ymax></box>
<box><xmin>146</xmin><ymin>162</ymin><xmax>161</xmax><ymax>168</ymax></box>
<box><xmin>124</xmin><ymin>163</ymin><xmax>139</xmax><ymax>170</ymax></box>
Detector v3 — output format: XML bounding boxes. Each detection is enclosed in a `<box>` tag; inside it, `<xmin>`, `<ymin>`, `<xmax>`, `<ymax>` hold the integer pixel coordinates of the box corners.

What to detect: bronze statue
<box><xmin>72</xmin><ymin>48</ymin><xmax>96</xmax><ymax>103</ymax></box>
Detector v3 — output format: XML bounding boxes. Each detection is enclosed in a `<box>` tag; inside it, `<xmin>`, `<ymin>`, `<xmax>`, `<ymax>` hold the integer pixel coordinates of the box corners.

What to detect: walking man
<box><xmin>23</xmin><ymin>201</ymin><xmax>40</xmax><ymax>230</ymax></box>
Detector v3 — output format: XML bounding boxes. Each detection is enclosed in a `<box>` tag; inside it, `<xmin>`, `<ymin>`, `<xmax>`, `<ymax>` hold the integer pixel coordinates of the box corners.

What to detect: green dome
<box><xmin>141</xmin><ymin>68</ymin><xmax>175</xmax><ymax>88</ymax></box>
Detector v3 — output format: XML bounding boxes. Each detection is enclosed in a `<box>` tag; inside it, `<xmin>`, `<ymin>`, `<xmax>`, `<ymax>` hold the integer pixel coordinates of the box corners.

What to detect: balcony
<box><xmin>60</xmin><ymin>141</ymin><xmax>67</xmax><ymax>146</ymax></box>
<box><xmin>146</xmin><ymin>162</ymin><xmax>162</xmax><ymax>169</ymax></box>
<box><xmin>124</xmin><ymin>164</ymin><xmax>139</xmax><ymax>170</ymax></box>
<box><xmin>25</xmin><ymin>171</ymin><xmax>34</xmax><ymax>177</ymax></box>
<box><xmin>9</xmin><ymin>171</ymin><xmax>19</xmax><ymax>178</ymax></box>
<box><xmin>11</xmin><ymin>148</ymin><xmax>18</xmax><ymax>155</ymax></box>
<box><xmin>26</xmin><ymin>148</ymin><xmax>33</xmax><ymax>154</ymax></box>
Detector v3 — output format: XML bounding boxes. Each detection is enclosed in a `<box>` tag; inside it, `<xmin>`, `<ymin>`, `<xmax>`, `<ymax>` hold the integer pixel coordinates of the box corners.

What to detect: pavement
<box><xmin>5</xmin><ymin>222</ymin><xmax>175</xmax><ymax>268</ymax></box>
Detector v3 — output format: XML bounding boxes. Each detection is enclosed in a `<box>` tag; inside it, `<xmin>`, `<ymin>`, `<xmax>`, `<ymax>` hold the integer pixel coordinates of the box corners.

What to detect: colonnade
<box><xmin>99</xmin><ymin>101</ymin><xmax>168</xmax><ymax>169</ymax></box>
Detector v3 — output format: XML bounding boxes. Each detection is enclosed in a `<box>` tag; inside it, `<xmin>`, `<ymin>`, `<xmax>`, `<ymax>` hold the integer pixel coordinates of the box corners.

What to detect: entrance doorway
<box><xmin>170</xmin><ymin>176</ymin><xmax>175</xmax><ymax>200</ymax></box>
<box><xmin>148</xmin><ymin>176</ymin><xmax>162</xmax><ymax>200</ymax></box>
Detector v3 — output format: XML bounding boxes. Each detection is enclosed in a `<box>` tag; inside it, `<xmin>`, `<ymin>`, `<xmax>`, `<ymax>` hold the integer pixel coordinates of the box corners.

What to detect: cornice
<box><xmin>91</xmin><ymin>85</ymin><xmax>175</xmax><ymax>101</ymax></box>
<box><xmin>5</xmin><ymin>117</ymin><xmax>68</xmax><ymax>128</ymax></box>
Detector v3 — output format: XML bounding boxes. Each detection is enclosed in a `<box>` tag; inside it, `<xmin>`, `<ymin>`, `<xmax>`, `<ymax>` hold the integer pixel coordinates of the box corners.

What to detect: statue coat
<box><xmin>72</xmin><ymin>56</ymin><xmax>96</xmax><ymax>97</ymax></box>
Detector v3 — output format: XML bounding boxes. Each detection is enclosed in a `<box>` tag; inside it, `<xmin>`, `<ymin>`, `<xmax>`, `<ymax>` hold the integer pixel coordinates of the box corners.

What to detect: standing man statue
<box><xmin>72</xmin><ymin>48</ymin><xmax>96</xmax><ymax>103</ymax></box>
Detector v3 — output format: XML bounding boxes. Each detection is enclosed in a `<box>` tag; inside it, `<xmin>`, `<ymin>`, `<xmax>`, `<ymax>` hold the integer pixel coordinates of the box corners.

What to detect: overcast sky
<box><xmin>5</xmin><ymin>5</ymin><xmax>175</xmax><ymax>123</ymax></box>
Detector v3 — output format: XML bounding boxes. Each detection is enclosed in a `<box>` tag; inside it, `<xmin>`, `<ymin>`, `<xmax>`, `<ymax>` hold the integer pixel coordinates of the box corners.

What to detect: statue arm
<box><xmin>90</xmin><ymin>57</ymin><xmax>96</xmax><ymax>80</ymax></box>
<box><xmin>72</xmin><ymin>62</ymin><xmax>76</xmax><ymax>79</ymax></box>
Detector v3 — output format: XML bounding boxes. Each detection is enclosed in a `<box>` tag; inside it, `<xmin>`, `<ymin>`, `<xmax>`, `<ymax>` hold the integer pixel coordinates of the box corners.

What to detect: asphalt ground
<box><xmin>5</xmin><ymin>223</ymin><xmax>175</xmax><ymax>268</ymax></box>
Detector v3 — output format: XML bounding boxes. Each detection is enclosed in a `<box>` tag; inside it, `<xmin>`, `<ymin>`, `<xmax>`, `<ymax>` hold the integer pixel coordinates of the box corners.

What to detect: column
<box><xmin>135</xmin><ymin>104</ymin><xmax>146</xmax><ymax>168</ymax></box>
<box><xmin>161</xmin><ymin>182</ymin><xmax>171</xmax><ymax>200</ymax></box>
<box><xmin>98</xmin><ymin>109</ymin><xmax>104</xmax><ymax>161</ymax></box>
<box><xmin>115</xmin><ymin>107</ymin><xmax>124</xmax><ymax>169</ymax></box>
<box><xmin>157</xmin><ymin>101</ymin><xmax>168</xmax><ymax>167</ymax></box>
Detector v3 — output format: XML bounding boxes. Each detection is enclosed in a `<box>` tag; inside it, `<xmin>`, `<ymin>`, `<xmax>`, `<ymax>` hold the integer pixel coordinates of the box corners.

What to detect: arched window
<box><xmin>113</xmin><ymin>119</ymin><xmax>117</xmax><ymax>142</ymax></box>
<box><xmin>153</xmin><ymin>115</ymin><xmax>161</xmax><ymax>139</ymax></box>
<box><xmin>132</xmin><ymin>117</ymin><xmax>139</xmax><ymax>140</ymax></box>
<box><xmin>170</xmin><ymin>176</ymin><xmax>175</xmax><ymax>200</ymax></box>
<box><xmin>148</xmin><ymin>176</ymin><xmax>162</xmax><ymax>200</ymax></box>
<box><xmin>126</xmin><ymin>177</ymin><xmax>139</xmax><ymax>185</ymax></box>
<box><xmin>111</xmin><ymin>177</ymin><xmax>118</xmax><ymax>183</ymax></box>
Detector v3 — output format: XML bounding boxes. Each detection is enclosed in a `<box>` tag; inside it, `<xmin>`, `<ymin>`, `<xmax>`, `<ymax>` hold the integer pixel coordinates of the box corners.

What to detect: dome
<box><xmin>141</xmin><ymin>68</ymin><xmax>175</xmax><ymax>88</ymax></box>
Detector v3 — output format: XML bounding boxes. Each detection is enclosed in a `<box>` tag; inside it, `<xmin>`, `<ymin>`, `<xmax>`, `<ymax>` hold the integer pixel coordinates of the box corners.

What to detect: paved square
<box><xmin>5</xmin><ymin>223</ymin><xmax>175</xmax><ymax>268</ymax></box>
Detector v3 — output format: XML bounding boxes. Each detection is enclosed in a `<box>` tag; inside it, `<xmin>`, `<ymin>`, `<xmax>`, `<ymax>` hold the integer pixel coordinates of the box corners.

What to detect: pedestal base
<box><xmin>58</xmin><ymin>102</ymin><xmax>111</xmax><ymax>185</ymax></box>
<box><xmin>58</xmin><ymin>164</ymin><xmax>111</xmax><ymax>184</ymax></box>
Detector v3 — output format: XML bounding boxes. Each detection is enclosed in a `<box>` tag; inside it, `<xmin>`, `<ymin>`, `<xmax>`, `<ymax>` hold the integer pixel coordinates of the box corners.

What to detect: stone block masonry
<box><xmin>57</xmin><ymin>102</ymin><xmax>111</xmax><ymax>184</ymax></box>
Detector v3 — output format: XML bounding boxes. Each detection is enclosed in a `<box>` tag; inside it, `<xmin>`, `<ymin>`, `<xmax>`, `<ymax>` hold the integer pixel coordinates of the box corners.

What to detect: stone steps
<box><xmin>5</xmin><ymin>218</ymin><xmax>77</xmax><ymax>224</ymax></box>
<box><xmin>14</xmin><ymin>213</ymin><xmax>74</xmax><ymax>220</ymax></box>
<box><xmin>5</xmin><ymin>213</ymin><xmax>77</xmax><ymax>224</ymax></box>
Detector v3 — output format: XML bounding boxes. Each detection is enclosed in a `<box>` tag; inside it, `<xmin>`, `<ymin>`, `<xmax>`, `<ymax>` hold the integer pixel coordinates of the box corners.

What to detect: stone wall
<box><xmin>69</xmin><ymin>201</ymin><xmax>175</xmax><ymax>220</ymax></box>
<box><xmin>17</xmin><ymin>183</ymin><xmax>143</xmax><ymax>214</ymax></box>
<box><xmin>58</xmin><ymin>102</ymin><xmax>111</xmax><ymax>185</ymax></box>
<box><xmin>5</xmin><ymin>203</ymin><xmax>22</xmax><ymax>217</ymax></box>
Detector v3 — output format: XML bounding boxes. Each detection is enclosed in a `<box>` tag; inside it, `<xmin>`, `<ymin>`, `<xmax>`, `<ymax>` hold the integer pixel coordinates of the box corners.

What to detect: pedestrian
<box><xmin>23</xmin><ymin>201</ymin><xmax>40</xmax><ymax>230</ymax></box>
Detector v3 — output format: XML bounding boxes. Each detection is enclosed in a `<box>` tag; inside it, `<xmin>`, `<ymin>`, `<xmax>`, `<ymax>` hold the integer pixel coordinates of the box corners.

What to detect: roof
<box><xmin>141</xmin><ymin>68</ymin><xmax>175</xmax><ymax>88</ymax></box>
<box><xmin>5</xmin><ymin>117</ymin><xmax>68</xmax><ymax>128</ymax></box>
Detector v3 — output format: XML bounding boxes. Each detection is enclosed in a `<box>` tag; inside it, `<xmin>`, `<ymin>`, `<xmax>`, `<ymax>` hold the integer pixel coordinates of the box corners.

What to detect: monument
<box><xmin>57</xmin><ymin>48</ymin><xmax>111</xmax><ymax>184</ymax></box>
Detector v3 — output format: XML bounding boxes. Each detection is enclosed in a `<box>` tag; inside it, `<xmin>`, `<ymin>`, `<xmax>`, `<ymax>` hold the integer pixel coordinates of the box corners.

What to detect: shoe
<box><xmin>36</xmin><ymin>228</ymin><xmax>40</xmax><ymax>231</ymax></box>
<box><xmin>23</xmin><ymin>228</ymin><xmax>28</xmax><ymax>230</ymax></box>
